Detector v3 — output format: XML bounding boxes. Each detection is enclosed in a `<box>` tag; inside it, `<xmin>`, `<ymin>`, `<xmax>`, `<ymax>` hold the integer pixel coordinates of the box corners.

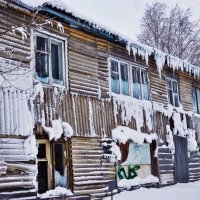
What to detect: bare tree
<box><xmin>137</xmin><ymin>2</ymin><xmax>200</xmax><ymax>66</ymax></box>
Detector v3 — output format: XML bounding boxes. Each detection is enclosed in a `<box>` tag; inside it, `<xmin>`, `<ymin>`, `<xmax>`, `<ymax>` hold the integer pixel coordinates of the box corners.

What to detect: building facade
<box><xmin>0</xmin><ymin>0</ymin><xmax>200</xmax><ymax>199</ymax></box>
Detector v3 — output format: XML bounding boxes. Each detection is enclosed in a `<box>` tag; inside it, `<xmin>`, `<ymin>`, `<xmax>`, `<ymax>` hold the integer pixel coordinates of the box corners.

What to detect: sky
<box><xmin>64</xmin><ymin>0</ymin><xmax>200</xmax><ymax>40</ymax></box>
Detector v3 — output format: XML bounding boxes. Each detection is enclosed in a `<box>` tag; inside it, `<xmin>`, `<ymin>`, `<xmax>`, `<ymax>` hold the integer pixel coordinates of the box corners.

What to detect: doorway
<box><xmin>174</xmin><ymin>135</ymin><xmax>189</xmax><ymax>183</ymax></box>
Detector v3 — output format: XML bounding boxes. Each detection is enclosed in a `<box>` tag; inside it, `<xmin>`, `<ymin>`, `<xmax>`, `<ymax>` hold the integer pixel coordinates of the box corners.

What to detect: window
<box><xmin>111</xmin><ymin>60</ymin><xmax>129</xmax><ymax>95</ymax></box>
<box><xmin>110</xmin><ymin>58</ymin><xmax>149</xmax><ymax>100</ymax></box>
<box><xmin>193</xmin><ymin>87</ymin><xmax>200</xmax><ymax>113</ymax></box>
<box><xmin>37</xmin><ymin>140</ymin><xmax>70</xmax><ymax>193</ymax></box>
<box><xmin>35</xmin><ymin>33</ymin><xmax>65</xmax><ymax>85</ymax></box>
<box><xmin>132</xmin><ymin>67</ymin><xmax>149</xmax><ymax>100</ymax></box>
<box><xmin>166</xmin><ymin>77</ymin><xmax>179</xmax><ymax>107</ymax></box>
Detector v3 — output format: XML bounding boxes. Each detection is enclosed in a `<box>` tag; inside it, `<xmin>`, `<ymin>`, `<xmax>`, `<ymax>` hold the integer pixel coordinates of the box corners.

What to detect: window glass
<box><xmin>132</xmin><ymin>67</ymin><xmax>141</xmax><ymax>99</ymax></box>
<box><xmin>174</xmin><ymin>94</ymin><xmax>179</xmax><ymax>107</ymax></box>
<box><xmin>172</xmin><ymin>81</ymin><xmax>178</xmax><ymax>93</ymax></box>
<box><xmin>193</xmin><ymin>89</ymin><xmax>198</xmax><ymax>113</ymax></box>
<box><xmin>37</xmin><ymin>36</ymin><xmax>48</xmax><ymax>52</ymax></box>
<box><xmin>36</xmin><ymin>52</ymin><xmax>49</xmax><ymax>83</ymax></box>
<box><xmin>35</xmin><ymin>34</ymin><xmax>64</xmax><ymax>85</ymax></box>
<box><xmin>38</xmin><ymin>161</ymin><xmax>48</xmax><ymax>193</ymax></box>
<box><xmin>141</xmin><ymin>70</ymin><xmax>149</xmax><ymax>100</ymax></box>
<box><xmin>168</xmin><ymin>89</ymin><xmax>173</xmax><ymax>105</ymax></box>
<box><xmin>120</xmin><ymin>63</ymin><xmax>129</xmax><ymax>95</ymax></box>
<box><xmin>38</xmin><ymin>144</ymin><xmax>46</xmax><ymax>159</ymax></box>
<box><xmin>166</xmin><ymin>78</ymin><xmax>179</xmax><ymax>107</ymax></box>
<box><xmin>51</xmin><ymin>41</ymin><xmax>63</xmax><ymax>84</ymax></box>
<box><xmin>197</xmin><ymin>89</ymin><xmax>200</xmax><ymax>114</ymax></box>
<box><xmin>54</xmin><ymin>143</ymin><xmax>67</xmax><ymax>188</ymax></box>
<box><xmin>167</xmin><ymin>79</ymin><xmax>172</xmax><ymax>89</ymax></box>
<box><xmin>111</xmin><ymin>60</ymin><xmax>120</xmax><ymax>94</ymax></box>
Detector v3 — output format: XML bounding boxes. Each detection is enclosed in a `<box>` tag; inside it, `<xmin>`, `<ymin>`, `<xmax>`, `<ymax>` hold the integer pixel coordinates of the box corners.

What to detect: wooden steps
<box><xmin>189</xmin><ymin>151</ymin><xmax>200</xmax><ymax>182</ymax></box>
<box><xmin>157</xmin><ymin>147</ymin><xmax>175</xmax><ymax>185</ymax></box>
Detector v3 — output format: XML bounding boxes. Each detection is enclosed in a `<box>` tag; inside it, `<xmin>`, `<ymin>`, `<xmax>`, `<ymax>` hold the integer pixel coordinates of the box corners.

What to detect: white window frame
<box><xmin>34</xmin><ymin>30</ymin><xmax>68</xmax><ymax>87</ymax></box>
<box><xmin>166</xmin><ymin>77</ymin><xmax>180</xmax><ymax>107</ymax></box>
<box><xmin>109</xmin><ymin>57</ymin><xmax>149</xmax><ymax>100</ymax></box>
<box><xmin>110</xmin><ymin>57</ymin><xmax>130</xmax><ymax>95</ymax></box>
<box><xmin>130</xmin><ymin>65</ymin><xmax>149</xmax><ymax>100</ymax></box>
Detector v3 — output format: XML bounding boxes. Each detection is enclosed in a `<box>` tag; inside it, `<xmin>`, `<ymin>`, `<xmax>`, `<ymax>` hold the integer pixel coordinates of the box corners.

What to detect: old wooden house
<box><xmin>0</xmin><ymin>0</ymin><xmax>200</xmax><ymax>199</ymax></box>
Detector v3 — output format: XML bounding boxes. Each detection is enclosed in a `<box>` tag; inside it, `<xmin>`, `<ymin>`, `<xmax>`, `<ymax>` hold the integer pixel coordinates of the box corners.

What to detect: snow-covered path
<box><xmin>104</xmin><ymin>181</ymin><xmax>200</xmax><ymax>200</ymax></box>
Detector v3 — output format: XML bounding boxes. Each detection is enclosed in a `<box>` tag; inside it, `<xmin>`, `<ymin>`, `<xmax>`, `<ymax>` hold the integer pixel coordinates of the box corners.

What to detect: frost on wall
<box><xmin>102</xmin><ymin>138</ymin><xmax>121</xmax><ymax>162</ymax></box>
<box><xmin>0</xmin><ymin>88</ymin><xmax>33</xmax><ymax>136</ymax></box>
<box><xmin>187</xmin><ymin>129</ymin><xmax>198</xmax><ymax>152</ymax></box>
<box><xmin>24</xmin><ymin>135</ymin><xmax>38</xmax><ymax>158</ymax></box>
<box><xmin>88</xmin><ymin>98</ymin><xmax>96</xmax><ymax>137</ymax></box>
<box><xmin>112</xmin><ymin>94</ymin><xmax>153</xmax><ymax>132</ymax></box>
<box><xmin>154</xmin><ymin>103</ymin><xmax>199</xmax><ymax>153</ymax></box>
<box><xmin>166</xmin><ymin>125</ymin><xmax>175</xmax><ymax>153</ymax></box>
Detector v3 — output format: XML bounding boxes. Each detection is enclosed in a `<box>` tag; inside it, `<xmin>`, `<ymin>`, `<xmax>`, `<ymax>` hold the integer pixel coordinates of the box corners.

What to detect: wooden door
<box><xmin>174</xmin><ymin>135</ymin><xmax>189</xmax><ymax>183</ymax></box>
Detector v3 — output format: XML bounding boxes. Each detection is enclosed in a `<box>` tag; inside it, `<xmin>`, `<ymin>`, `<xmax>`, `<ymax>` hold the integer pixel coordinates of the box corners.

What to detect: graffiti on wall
<box><xmin>117</xmin><ymin>143</ymin><xmax>151</xmax><ymax>180</ymax></box>
<box><xmin>118</xmin><ymin>165</ymin><xmax>140</xmax><ymax>180</ymax></box>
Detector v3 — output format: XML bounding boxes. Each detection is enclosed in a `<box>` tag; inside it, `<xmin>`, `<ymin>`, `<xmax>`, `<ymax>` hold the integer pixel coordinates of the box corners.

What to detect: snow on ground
<box><xmin>41</xmin><ymin>186</ymin><xmax>73</xmax><ymax>198</ymax></box>
<box><xmin>104</xmin><ymin>181</ymin><xmax>200</xmax><ymax>200</ymax></box>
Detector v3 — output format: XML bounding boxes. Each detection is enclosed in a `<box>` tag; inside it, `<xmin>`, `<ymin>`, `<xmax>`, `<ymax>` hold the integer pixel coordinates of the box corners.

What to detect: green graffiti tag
<box><xmin>118</xmin><ymin>165</ymin><xmax>140</xmax><ymax>180</ymax></box>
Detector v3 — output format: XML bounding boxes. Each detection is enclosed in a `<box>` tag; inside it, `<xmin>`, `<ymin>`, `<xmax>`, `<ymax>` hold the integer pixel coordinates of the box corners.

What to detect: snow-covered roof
<box><xmin>16</xmin><ymin>0</ymin><xmax>200</xmax><ymax>79</ymax></box>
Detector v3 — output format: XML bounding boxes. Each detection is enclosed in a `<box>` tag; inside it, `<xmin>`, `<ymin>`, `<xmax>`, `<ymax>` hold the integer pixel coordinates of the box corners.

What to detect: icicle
<box><xmin>88</xmin><ymin>98</ymin><xmax>96</xmax><ymax>136</ymax></box>
<box><xmin>72</xmin><ymin>94</ymin><xmax>77</xmax><ymax>135</ymax></box>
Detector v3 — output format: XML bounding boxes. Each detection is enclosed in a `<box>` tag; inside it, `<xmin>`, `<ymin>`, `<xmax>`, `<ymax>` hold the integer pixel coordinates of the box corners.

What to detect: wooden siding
<box><xmin>179</xmin><ymin>74</ymin><xmax>193</xmax><ymax>111</ymax></box>
<box><xmin>0</xmin><ymin>4</ymin><xmax>30</xmax><ymax>67</ymax></box>
<box><xmin>97</xmin><ymin>38</ymin><xmax>110</xmax><ymax>98</ymax></box>
<box><xmin>71</xmin><ymin>137</ymin><xmax>115</xmax><ymax>198</ymax></box>
<box><xmin>153</xmin><ymin>112</ymin><xmax>169</xmax><ymax>143</ymax></box>
<box><xmin>0</xmin><ymin>137</ymin><xmax>37</xmax><ymax>199</ymax></box>
<box><xmin>149</xmin><ymin>63</ymin><xmax>168</xmax><ymax>106</ymax></box>
<box><xmin>0</xmin><ymin>89</ymin><xmax>31</xmax><ymax>136</ymax></box>
<box><xmin>68</xmin><ymin>30</ymin><xmax>99</xmax><ymax>97</ymax></box>
<box><xmin>35</xmin><ymin>88</ymin><xmax>114</xmax><ymax>138</ymax></box>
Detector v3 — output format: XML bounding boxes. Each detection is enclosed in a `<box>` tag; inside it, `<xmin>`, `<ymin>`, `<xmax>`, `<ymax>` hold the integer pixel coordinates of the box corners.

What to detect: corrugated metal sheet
<box><xmin>0</xmin><ymin>89</ymin><xmax>31</xmax><ymax>136</ymax></box>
